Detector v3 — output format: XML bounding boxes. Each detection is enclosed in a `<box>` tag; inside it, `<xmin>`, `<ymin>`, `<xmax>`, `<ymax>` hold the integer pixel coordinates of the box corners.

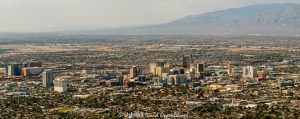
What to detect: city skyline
<box><xmin>0</xmin><ymin>35</ymin><xmax>298</xmax><ymax>118</ymax></box>
<box><xmin>0</xmin><ymin>1</ymin><xmax>298</xmax><ymax>118</ymax></box>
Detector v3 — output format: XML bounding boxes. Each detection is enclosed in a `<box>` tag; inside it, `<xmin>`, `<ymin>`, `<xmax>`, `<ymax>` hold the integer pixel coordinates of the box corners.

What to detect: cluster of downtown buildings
<box><xmin>2</xmin><ymin>51</ymin><xmax>299</xmax><ymax>95</ymax></box>
<box><xmin>4</xmin><ymin>62</ymin><xmax>68</xmax><ymax>93</ymax></box>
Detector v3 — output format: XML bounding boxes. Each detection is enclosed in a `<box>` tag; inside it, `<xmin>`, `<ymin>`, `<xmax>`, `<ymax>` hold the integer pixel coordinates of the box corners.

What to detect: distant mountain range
<box><xmin>81</xmin><ymin>3</ymin><xmax>300</xmax><ymax>35</ymax></box>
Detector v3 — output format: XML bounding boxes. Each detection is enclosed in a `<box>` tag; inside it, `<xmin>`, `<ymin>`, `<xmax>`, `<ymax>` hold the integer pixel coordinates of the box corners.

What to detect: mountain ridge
<box><xmin>81</xmin><ymin>3</ymin><xmax>300</xmax><ymax>35</ymax></box>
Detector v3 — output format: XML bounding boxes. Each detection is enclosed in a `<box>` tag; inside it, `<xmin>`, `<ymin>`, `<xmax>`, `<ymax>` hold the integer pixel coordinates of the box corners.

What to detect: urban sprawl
<box><xmin>0</xmin><ymin>35</ymin><xmax>299</xmax><ymax>118</ymax></box>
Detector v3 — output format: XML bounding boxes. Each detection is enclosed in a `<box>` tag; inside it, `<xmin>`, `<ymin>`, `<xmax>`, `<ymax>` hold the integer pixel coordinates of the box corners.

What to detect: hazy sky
<box><xmin>1</xmin><ymin>0</ymin><xmax>300</xmax><ymax>32</ymax></box>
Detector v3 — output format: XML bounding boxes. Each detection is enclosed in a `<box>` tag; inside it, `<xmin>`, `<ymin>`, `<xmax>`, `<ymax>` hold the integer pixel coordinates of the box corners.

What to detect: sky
<box><xmin>0</xmin><ymin>0</ymin><xmax>300</xmax><ymax>32</ymax></box>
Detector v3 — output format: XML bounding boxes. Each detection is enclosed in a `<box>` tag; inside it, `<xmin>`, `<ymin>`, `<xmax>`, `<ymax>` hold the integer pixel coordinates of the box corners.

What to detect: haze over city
<box><xmin>1</xmin><ymin>0</ymin><xmax>300</xmax><ymax>32</ymax></box>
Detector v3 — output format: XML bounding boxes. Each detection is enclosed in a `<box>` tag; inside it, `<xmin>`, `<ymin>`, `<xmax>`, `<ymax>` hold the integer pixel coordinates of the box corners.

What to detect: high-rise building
<box><xmin>130</xmin><ymin>66</ymin><xmax>142</xmax><ymax>78</ymax></box>
<box><xmin>149</xmin><ymin>63</ymin><xmax>157</xmax><ymax>74</ymax></box>
<box><xmin>149</xmin><ymin>59</ymin><xmax>170</xmax><ymax>76</ymax></box>
<box><xmin>155</xmin><ymin>67</ymin><xmax>164</xmax><ymax>77</ymax></box>
<box><xmin>117</xmin><ymin>75</ymin><xmax>124</xmax><ymax>86</ymax></box>
<box><xmin>42</xmin><ymin>69</ymin><xmax>54</xmax><ymax>87</ymax></box>
<box><xmin>157</xmin><ymin>67</ymin><xmax>169</xmax><ymax>77</ymax></box>
<box><xmin>182</xmin><ymin>54</ymin><xmax>195</xmax><ymax>69</ymax></box>
<box><xmin>190</xmin><ymin>65</ymin><xmax>196</xmax><ymax>73</ymax></box>
<box><xmin>196</xmin><ymin>64</ymin><xmax>205</xmax><ymax>73</ymax></box>
<box><xmin>183</xmin><ymin>55</ymin><xmax>191</xmax><ymax>69</ymax></box>
<box><xmin>227</xmin><ymin>62</ymin><xmax>232</xmax><ymax>74</ymax></box>
<box><xmin>6</xmin><ymin>63</ymin><xmax>23</xmax><ymax>77</ymax></box>
<box><xmin>243</xmin><ymin>66</ymin><xmax>256</xmax><ymax>79</ymax></box>
<box><xmin>189</xmin><ymin>65</ymin><xmax>196</xmax><ymax>77</ymax></box>
<box><xmin>54</xmin><ymin>77</ymin><xmax>68</xmax><ymax>93</ymax></box>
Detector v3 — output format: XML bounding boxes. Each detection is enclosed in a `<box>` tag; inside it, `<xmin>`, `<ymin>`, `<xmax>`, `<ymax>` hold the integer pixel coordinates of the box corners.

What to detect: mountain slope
<box><xmin>167</xmin><ymin>3</ymin><xmax>300</xmax><ymax>27</ymax></box>
<box><xmin>88</xmin><ymin>3</ymin><xmax>300</xmax><ymax>35</ymax></box>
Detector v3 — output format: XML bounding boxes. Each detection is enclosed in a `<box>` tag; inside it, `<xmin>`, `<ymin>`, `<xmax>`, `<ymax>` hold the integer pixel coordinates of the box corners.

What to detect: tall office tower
<box><xmin>42</xmin><ymin>69</ymin><xmax>54</xmax><ymax>87</ymax></box>
<box><xmin>149</xmin><ymin>63</ymin><xmax>157</xmax><ymax>74</ymax></box>
<box><xmin>183</xmin><ymin>55</ymin><xmax>191</xmax><ymax>69</ymax></box>
<box><xmin>54</xmin><ymin>77</ymin><xmax>68</xmax><ymax>93</ymax></box>
<box><xmin>130</xmin><ymin>66</ymin><xmax>142</xmax><ymax>78</ymax></box>
<box><xmin>163</xmin><ymin>63</ymin><xmax>170</xmax><ymax>74</ymax></box>
<box><xmin>227</xmin><ymin>62</ymin><xmax>232</xmax><ymax>74</ymax></box>
<box><xmin>242</xmin><ymin>66</ymin><xmax>256</xmax><ymax>79</ymax></box>
<box><xmin>6</xmin><ymin>63</ymin><xmax>23</xmax><ymax>77</ymax></box>
<box><xmin>196</xmin><ymin>64</ymin><xmax>205</xmax><ymax>73</ymax></box>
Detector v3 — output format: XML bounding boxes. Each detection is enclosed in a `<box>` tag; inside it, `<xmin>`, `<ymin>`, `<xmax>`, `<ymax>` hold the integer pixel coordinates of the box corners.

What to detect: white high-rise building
<box><xmin>54</xmin><ymin>77</ymin><xmax>68</xmax><ymax>93</ymax></box>
<box><xmin>242</xmin><ymin>66</ymin><xmax>256</xmax><ymax>79</ymax></box>
<box><xmin>42</xmin><ymin>69</ymin><xmax>54</xmax><ymax>87</ymax></box>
